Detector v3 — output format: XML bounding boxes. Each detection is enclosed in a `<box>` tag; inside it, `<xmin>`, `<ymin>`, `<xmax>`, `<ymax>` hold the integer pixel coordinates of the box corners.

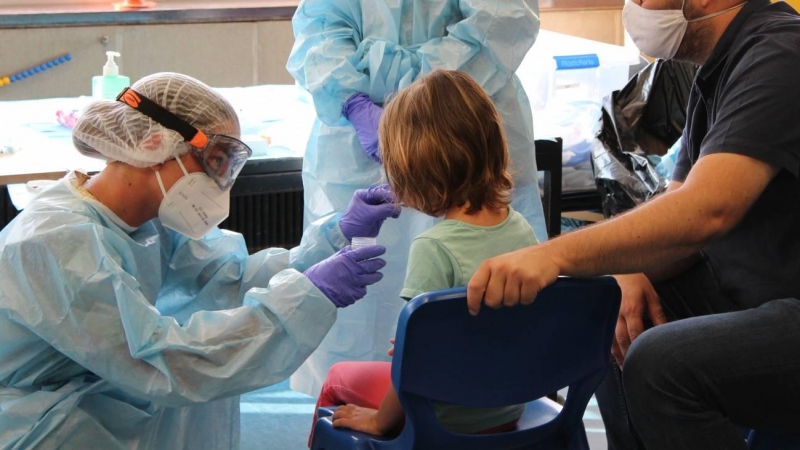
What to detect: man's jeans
<box><xmin>596</xmin><ymin>259</ymin><xmax>800</xmax><ymax>450</ymax></box>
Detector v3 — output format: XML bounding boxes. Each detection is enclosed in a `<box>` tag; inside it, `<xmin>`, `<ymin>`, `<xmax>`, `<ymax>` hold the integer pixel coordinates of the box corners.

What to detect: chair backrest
<box><xmin>1</xmin><ymin>187</ymin><xmax>21</xmax><ymax>232</ymax></box>
<box><xmin>390</xmin><ymin>277</ymin><xmax>620</xmax><ymax>449</ymax></box>
<box><xmin>535</xmin><ymin>138</ymin><xmax>563</xmax><ymax>239</ymax></box>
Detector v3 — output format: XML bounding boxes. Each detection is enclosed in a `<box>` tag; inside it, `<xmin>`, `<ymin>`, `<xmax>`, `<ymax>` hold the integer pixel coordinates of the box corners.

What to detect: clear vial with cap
<box><xmin>351</xmin><ymin>237</ymin><xmax>377</xmax><ymax>249</ymax></box>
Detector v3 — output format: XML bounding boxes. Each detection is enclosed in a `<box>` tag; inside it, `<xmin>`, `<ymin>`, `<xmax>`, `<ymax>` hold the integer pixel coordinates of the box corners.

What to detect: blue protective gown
<box><xmin>0</xmin><ymin>173</ymin><xmax>347</xmax><ymax>449</ymax></box>
<box><xmin>287</xmin><ymin>0</ymin><xmax>545</xmax><ymax>396</ymax></box>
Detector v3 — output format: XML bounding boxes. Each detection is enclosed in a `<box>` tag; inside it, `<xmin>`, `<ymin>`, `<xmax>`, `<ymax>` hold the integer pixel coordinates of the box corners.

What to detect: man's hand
<box><xmin>388</xmin><ymin>338</ymin><xmax>395</xmax><ymax>357</ymax></box>
<box><xmin>332</xmin><ymin>405</ymin><xmax>388</xmax><ymax>436</ymax></box>
<box><xmin>611</xmin><ymin>273</ymin><xmax>667</xmax><ymax>366</ymax></box>
<box><xmin>467</xmin><ymin>245</ymin><xmax>560</xmax><ymax>316</ymax></box>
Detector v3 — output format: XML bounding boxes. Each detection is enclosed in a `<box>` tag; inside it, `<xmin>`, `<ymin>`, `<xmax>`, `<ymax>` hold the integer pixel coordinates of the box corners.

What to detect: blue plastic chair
<box><xmin>310</xmin><ymin>277</ymin><xmax>621</xmax><ymax>450</ymax></box>
<box><xmin>747</xmin><ymin>430</ymin><xmax>800</xmax><ymax>449</ymax></box>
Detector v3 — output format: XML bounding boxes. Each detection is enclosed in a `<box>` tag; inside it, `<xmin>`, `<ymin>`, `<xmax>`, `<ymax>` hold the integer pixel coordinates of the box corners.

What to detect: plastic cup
<box><xmin>351</xmin><ymin>237</ymin><xmax>377</xmax><ymax>249</ymax></box>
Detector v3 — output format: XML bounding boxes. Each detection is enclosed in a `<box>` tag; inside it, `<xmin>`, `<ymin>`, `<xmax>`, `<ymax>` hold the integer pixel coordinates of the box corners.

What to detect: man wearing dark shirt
<box><xmin>464</xmin><ymin>0</ymin><xmax>800</xmax><ymax>448</ymax></box>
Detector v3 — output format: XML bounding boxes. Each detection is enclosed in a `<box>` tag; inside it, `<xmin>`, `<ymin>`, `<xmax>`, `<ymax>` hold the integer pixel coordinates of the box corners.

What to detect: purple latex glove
<box><xmin>305</xmin><ymin>245</ymin><xmax>387</xmax><ymax>308</ymax></box>
<box><xmin>339</xmin><ymin>184</ymin><xmax>401</xmax><ymax>241</ymax></box>
<box><xmin>343</xmin><ymin>93</ymin><xmax>383</xmax><ymax>163</ymax></box>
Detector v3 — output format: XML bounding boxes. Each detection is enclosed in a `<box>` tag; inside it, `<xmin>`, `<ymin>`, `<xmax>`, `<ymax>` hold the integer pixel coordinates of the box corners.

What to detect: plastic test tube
<box><xmin>351</xmin><ymin>237</ymin><xmax>378</xmax><ymax>249</ymax></box>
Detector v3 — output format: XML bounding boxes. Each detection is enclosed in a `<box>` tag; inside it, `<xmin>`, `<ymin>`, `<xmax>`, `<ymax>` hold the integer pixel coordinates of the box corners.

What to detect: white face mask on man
<box><xmin>155</xmin><ymin>156</ymin><xmax>230</xmax><ymax>240</ymax></box>
<box><xmin>623</xmin><ymin>0</ymin><xmax>747</xmax><ymax>60</ymax></box>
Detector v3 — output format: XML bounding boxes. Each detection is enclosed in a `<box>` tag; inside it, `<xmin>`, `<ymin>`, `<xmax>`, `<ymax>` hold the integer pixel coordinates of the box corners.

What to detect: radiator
<box><xmin>0</xmin><ymin>187</ymin><xmax>305</xmax><ymax>253</ymax></box>
<box><xmin>1</xmin><ymin>188</ymin><xmax>20</xmax><ymax>230</ymax></box>
<box><xmin>222</xmin><ymin>190</ymin><xmax>305</xmax><ymax>253</ymax></box>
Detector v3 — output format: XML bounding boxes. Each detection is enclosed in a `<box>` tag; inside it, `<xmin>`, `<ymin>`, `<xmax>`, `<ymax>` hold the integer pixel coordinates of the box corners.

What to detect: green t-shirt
<box><xmin>400</xmin><ymin>208</ymin><xmax>539</xmax><ymax>434</ymax></box>
<box><xmin>400</xmin><ymin>208</ymin><xmax>539</xmax><ymax>300</ymax></box>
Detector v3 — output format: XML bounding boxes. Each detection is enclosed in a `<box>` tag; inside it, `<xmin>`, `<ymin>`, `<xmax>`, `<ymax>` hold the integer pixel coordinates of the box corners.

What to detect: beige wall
<box><xmin>0</xmin><ymin>5</ymin><xmax>628</xmax><ymax>101</ymax></box>
<box><xmin>540</xmin><ymin>9</ymin><xmax>624</xmax><ymax>46</ymax></box>
<box><xmin>0</xmin><ymin>20</ymin><xmax>295</xmax><ymax>100</ymax></box>
<box><xmin>541</xmin><ymin>0</ymin><xmax>800</xmax><ymax>45</ymax></box>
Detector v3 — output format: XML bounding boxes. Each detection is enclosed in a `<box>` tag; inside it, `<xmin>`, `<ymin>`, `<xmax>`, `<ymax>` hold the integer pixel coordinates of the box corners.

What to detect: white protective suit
<box><xmin>0</xmin><ymin>173</ymin><xmax>346</xmax><ymax>449</ymax></box>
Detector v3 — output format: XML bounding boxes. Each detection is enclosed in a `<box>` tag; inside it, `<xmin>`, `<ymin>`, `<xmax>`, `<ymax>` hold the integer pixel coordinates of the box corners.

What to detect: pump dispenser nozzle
<box><xmin>103</xmin><ymin>51</ymin><xmax>120</xmax><ymax>76</ymax></box>
<box><xmin>93</xmin><ymin>51</ymin><xmax>129</xmax><ymax>100</ymax></box>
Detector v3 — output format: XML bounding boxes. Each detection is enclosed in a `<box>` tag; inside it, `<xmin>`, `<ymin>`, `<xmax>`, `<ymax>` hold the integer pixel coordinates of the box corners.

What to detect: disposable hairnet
<box><xmin>73</xmin><ymin>72</ymin><xmax>240</xmax><ymax>168</ymax></box>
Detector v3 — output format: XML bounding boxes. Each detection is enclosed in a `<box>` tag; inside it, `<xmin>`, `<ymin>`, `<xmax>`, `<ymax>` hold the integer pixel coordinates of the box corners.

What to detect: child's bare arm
<box><xmin>374</xmin><ymin>385</ymin><xmax>405</xmax><ymax>432</ymax></box>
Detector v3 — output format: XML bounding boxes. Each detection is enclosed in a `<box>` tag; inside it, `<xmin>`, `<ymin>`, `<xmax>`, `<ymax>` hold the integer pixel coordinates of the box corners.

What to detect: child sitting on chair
<box><xmin>310</xmin><ymin>69</ymin><xmax>540</xmax><ymax>441</ymax></box>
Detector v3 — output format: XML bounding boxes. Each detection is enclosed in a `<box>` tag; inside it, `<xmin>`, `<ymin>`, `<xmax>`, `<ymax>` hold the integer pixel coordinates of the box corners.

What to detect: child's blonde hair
<box><xmin>379</xmin><ymin>70</ymin><xmax>513</xmax><ymax>216</ymax></box>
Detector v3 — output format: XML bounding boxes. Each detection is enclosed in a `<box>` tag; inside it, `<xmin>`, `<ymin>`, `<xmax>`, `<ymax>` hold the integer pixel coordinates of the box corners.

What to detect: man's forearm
<box><xmin>465</xmin><ymin>153</ymin><xmax>778</xmax><ymax>315</ymax></box>
<box><xmin>547</xmin><ymin>187</ymin><xmax>720</xmax><ymax>278</ymax></box>
<box><xmin>635</xmin><ymin>180</ymin><xmax>701</xmax><ymax>282</ymax></box>
<box><xmin>547</xmin><ymin>153</ymin><xmax>779</xmax><ymax>278</ymax></box>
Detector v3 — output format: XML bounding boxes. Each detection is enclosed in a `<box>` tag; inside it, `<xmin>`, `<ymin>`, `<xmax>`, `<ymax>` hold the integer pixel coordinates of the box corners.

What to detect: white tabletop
<box><xmin>0</xmin><ymin>84</ymin><xmax>315</xmax><ymax>186</ymax></box>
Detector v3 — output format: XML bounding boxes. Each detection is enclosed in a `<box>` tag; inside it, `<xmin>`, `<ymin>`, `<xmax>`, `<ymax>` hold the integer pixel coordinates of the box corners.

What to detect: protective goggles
<box><xmin>116</xmin><ymin>87</ymin><xmax>252</xmax><ymax>190</ymax></box>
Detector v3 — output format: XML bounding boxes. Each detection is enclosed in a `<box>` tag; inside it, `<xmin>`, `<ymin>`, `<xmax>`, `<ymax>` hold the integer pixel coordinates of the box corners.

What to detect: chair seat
<box><xmin>312</xmin><ymin>398</ymin><xmax>564</xmax><ymax>450</ymax></box>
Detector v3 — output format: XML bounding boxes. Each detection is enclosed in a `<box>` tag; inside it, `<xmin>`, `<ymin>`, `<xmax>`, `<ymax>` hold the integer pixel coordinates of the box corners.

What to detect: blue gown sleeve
<box><xmin>3</xmin><ymin>218</ymin><xmax>344</xmax><ymax>408</ymax></box>
<box><xmin>416</xmin><ymin>0</ymin><xmax>541</xmax><ymax>96</ymax></box>
<box><xmin>287</xmin><ymin>0</ymin><xmax>370</xmax><ymax>125</ymax></box>
<box><xmin>157</xmin><ymin>213</ymin><xmax>347</xmax><ymax>322</ymax></box>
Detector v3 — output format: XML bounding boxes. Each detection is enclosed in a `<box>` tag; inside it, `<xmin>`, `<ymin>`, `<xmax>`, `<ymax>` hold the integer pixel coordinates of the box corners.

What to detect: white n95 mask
<box><xmin>156</xmin><ymin>156</ymin><xmax>230</xmax><ymax>240</ymax></box>
<box><xmin>623</xmin><ymin>0</ymin><xmax>746</xmax><ymax>60</ymax></box>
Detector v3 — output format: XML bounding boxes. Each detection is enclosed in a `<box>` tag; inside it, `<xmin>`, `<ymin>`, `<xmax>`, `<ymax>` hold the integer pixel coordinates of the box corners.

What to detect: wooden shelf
<box><xmin>0</xmin><ymin>0</ymin><xmax>624</xmax><ymax>29</ymax></box>
<box><xmin>0</xmin><ymin>1</ymin><xmax>297</xmax><ymax>28</ymax></box>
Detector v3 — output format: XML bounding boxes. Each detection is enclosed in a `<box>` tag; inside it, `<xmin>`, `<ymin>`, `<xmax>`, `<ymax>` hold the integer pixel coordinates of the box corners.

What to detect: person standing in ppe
<box><xmin>287</xmin><ymin>0</ymin><xmax>547</xmax><ymax>397</ymax></box>
<box><xmin>0</xmin><ymin>72</ymin><xmax>399</xmax><ymax>450</ymax></box>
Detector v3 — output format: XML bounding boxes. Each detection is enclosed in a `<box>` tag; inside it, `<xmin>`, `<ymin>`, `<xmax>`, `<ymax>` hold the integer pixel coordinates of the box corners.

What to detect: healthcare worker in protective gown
<box><xmin>0</xmin><ymin>73</ymin><xmax>400</xmax><ymax>450</ymax></box>
<box><xmin>287</xmin><ymin>0</ymin><xmax>546</xmax><ymax>396</ymax></box>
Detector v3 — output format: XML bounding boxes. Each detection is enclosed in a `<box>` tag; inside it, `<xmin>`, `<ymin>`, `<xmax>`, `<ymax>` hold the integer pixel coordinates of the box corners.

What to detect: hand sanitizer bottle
<box><xmin>92</xmin><ymin>51</ymin><xmax>131</xmax><ymax>100</ymax></box>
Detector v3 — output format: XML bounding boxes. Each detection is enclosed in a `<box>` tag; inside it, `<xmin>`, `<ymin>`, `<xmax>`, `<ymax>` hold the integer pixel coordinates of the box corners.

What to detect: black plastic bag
<box><xmin>591</xmin><ymin>59</ymin><xmax>697</xmax><ymax>217</ymax></box>
<box><xmin>614</xmin><ymin>59</ymin><xmax>697</xmax><ymax>156</ymax></box>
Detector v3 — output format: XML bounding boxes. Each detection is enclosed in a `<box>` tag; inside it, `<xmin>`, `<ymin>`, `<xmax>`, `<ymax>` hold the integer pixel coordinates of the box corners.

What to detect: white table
<box><xmin>0</xmin><ymin>84</ymin><xmax>315</xmax><ymax>187</ymax></box>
